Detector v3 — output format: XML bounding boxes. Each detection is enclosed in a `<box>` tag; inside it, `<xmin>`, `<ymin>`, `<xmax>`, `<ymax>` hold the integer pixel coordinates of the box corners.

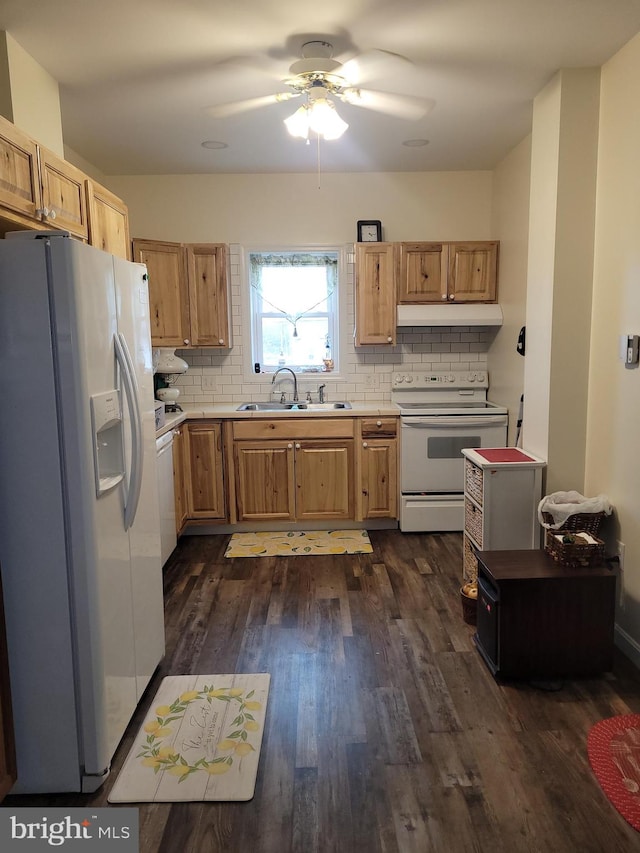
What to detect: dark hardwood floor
<box><xmin>5</xmin><ymin>529</ymin><xmax>640</xmax><ymax>851</ymax></box>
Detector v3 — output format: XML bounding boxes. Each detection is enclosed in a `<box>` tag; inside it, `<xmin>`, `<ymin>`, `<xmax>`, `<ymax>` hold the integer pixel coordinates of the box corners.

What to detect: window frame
<box><xmin>245</xmin><ymin>245</ymin><xmax>343</xmax><ymax>375</ymax></box>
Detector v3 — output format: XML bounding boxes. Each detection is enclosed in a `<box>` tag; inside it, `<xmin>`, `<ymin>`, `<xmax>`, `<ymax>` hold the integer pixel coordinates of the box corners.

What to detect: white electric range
<box><xmin>392</xmin><ymin>370</ymin><xmax>508</xmax><ymax>532</ymax></box>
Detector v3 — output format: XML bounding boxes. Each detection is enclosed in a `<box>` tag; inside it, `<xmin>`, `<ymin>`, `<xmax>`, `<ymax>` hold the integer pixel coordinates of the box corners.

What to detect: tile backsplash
<box><xmin>166</xmin><ymin>244</ymin><xmax>496</xmax><ymax>405</ymax></box>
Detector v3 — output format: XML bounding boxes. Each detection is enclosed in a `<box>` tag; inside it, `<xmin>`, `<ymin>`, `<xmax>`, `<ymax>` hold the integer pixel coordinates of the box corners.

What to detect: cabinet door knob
<box><xmin>287</xmin><ymin>443</ymin><xmax>293</xmax><ymax>449</ymax></box>
<box><xmin>449</xmin><ymin>294</ymin><xmax>455</xmax><ymax>300</ymax></box>
<box><xmin>295</xmin><ymin>443</ymin><xmax>301</xmax><ymax>450</ymax></box>
<box><xmin>441</xmin><ymin>294</ymin><xmax>447</xmax><ymax>300</ymax></box>
<box><xmin>48</xmin><ymin>208</ymin><xmax>57</xmax><ymax>220</ymax></box>
<box><xmin>363</xmin><ymin>441</ymin><xmax>368</xmax><ymax>448</ymax></box>
<box><xmin>376</xmin><ymin>420</ymin><xmax>382</xmax><ymax>427</ymax></box>
<box><xmin>387</xmin><ymin>335</ymin><xmax>392</xmax><ymax>342</ymax></box>
<box><xmin>218</xmin><ymin>338</ymin><xmax>224</xmax><ymax>345</ymax></box>
<box><xmin>183</xmin><ymin>339</ymin><xmax>190</xmax><ymax>345</ymax></box>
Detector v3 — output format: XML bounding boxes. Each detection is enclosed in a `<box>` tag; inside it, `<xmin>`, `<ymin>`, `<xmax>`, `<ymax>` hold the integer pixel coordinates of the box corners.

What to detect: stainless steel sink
<box><xmin>236</xmin><ymin>401</ymin><xmax>352</xmax><ymax>412</ymax></box>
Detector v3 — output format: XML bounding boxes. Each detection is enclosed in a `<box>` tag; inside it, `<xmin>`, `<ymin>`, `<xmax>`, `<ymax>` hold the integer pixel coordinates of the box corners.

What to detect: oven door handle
<box><xmin>402</xmin><ymin>416</ymin><xmax>508</xmax><ymax>428</ymax></box>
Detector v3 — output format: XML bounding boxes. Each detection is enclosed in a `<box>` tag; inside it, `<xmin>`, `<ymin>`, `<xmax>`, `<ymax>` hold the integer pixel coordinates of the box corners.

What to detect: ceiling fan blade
<box><xmin>341</xmin><ymin>49</ymin><xmax>414</xmax><ymax>86</ymax></box>
<box><xmin>339</xmin><ymin>88</ymin><xmax>434</xmax><ymax>121</ymax></box>
<box><xmin>205</xmin><ymin>91</ymin><xmax>300</xmax><ymax>118</ymax></box>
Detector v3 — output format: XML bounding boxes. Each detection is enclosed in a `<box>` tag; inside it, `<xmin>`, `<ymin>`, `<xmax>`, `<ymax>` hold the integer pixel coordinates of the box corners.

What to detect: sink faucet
<box><xmin>272</xmin><ymin>367</ymin><xmax>298</xmax><ymax>401</ymax></box>
<box><xmin>318</xmin><ymin>384</ymin><xmax>326</xmax><ymax>403</ymax></box>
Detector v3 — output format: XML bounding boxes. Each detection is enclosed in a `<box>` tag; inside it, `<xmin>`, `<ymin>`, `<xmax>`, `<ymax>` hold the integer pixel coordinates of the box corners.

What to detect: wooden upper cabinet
<box><xmin>398</xmin><ymin>240</ymin><xmax>499</xmax><ymax>303</ymax></box>
<box><xmin>132</xmin><ymin>238</ymin><xmax>230</xmax><ymax>349</ymax></box>
<box><xmin>447</xmin><ymin>241</ymin><xmax>498</xmax><ymax>302</ymax></box>
<box><xmin>38</xmin><ymin>146</ymin><xmax>88</xmax><ymax>239</ymax></box>
<box><xmin>132</xmin><ymin>238</ymin><xmax>191</xmax><ymax>347</ymax></box>
<box><xmin>186</xmin><ymin>244</ymin><xmax>229</xmax><ymax>347</ymax></box>
<box><xmin>355</xmin><ymin>242</ymin><xmax>397</xmax><ymax>346</ymax></box>
<box><xmin>0</xmin><ymin>115</ymin><xmax>42</xmax><ymax>224</ymax></box>
<box><xmin>86</xmin><ymin>180</ymin><xmax>130</xmax><ymax>259</ymax></box>
<box><xmin>398</xmin><ymin>242</ymin><xmax>447</xmax><ymax>302</ymax></box>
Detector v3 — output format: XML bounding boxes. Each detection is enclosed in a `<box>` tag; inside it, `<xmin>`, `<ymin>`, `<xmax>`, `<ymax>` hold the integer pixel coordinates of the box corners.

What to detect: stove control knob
<box><xmin>476</xmin><ymin>372</ymin><xmax>486</xmax><ymax>382</ymax></box>
<box><xmin>468</xmin><ymin>373</ymin><xmax>476</xmax><ymax>382</ymax></box>
<box><xmin>395</xmin><ymin>375</ymin><xmax>403</xmax><ymax>384</ymax></box>
<box><xmin>404</xmin><ymin>375</ymin><xmax>414</xmax><ymax>383</ymax></box>
<box><xmin>447</xmin><ymin>374</ymin><xmax>455</xmax><ymax>382</ymax></box>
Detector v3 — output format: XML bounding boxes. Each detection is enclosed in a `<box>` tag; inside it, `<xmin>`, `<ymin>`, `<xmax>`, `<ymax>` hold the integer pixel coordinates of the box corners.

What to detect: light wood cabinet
<box><xmin>357</xmin><ymin>418</ymin><xmax>398</xmax><ymax>520</ymax></box>
<box><xmin>37</xmin><ymin>145</ymin><xmax>88</xmax><ymax>239</ymax></box>
<box><xmin>232</xmin><ymin>418</ymin><xmax>354</xmax><ymax>522</ymax></box>
<box><xmin>132</xmin><ymin>240</ymin><xmax>190</xmax><ymax>346</ymax></box>
<box><xmin>0</xmin><ymin>114</ymin><xmax>130</xmax><ymax>254</ymax></box>
<box><xmin>173</xmin><ymin>421</ymin><xmax>226</xmax><ymax>530</ymax></box>
<box><xmin>186</xmin><ymin>244</ymin><xmax>230</xmax><ymax>347</ymax></box>
<box><xmin>184</xmin><ymin>421</ymin><xmax>226</xmax><ymax>520</ymax></box>
<box><xmin>132</xmin><ymin>239</ymin><xmax>230</xmax><ymax>349</ymax></box>
<box><xmin>86</xmin><ymin>180</ymin><xmax>130</xmax><ymax>259</ymax></box>
<box><xmin>399</xmin><ymin>241</ymin><xmax>499</xmax><ymax>303</ymax></box>
<box><xmin>354</xmin><ymin>242</ymin><xmax>397</xmax><ymax>346</ymax></box>
<box><xmin>0</xmin><ymin>116</ymin><xmax>42</xmax><ymax>227</ymax></box>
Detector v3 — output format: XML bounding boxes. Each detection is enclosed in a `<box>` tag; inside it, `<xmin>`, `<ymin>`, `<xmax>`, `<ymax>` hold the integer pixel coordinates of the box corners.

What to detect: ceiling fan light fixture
<box><xmin>308</xmin><ymin>98</ymin><xmax>348</xmax><ymax>140</ymax></box>
<box><xmin>284</xmin><ymin>104</ymin><xmax>310</xmax><ymax>139</ymax></box>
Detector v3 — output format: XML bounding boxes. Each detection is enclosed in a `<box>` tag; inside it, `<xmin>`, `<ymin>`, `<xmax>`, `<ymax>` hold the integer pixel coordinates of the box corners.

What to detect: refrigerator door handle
<box><xmin>114</xmin><ymin>332</ymin><xmax>144</xmax><ymax>530</ymax></box>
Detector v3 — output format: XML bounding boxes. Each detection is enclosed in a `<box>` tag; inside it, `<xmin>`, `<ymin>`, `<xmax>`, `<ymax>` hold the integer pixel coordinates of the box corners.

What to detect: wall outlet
<box><xmin>616</xmin><ymin>540</ymin><xmax>625</xmax><ymax>607</ymax></box>
<box><xmin>364</xmin><ymin>373</ymin><xmax>379</xmax><ymax>389</ymax></box>
<box><xmin>202</xmin><ymin>374</ymin><xmax>217</xmax><ymax>391</ymax></box>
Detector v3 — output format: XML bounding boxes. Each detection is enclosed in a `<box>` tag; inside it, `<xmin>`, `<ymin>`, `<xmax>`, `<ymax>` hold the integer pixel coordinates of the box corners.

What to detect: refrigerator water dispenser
<box><xmin>90</xmin><ymin>390</ymin><xmax>124</xmax><ymax>496</ymax></box>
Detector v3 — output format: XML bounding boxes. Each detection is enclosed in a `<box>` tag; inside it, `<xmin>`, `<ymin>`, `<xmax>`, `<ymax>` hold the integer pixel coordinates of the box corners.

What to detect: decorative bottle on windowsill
<box><xmin>323</xmin><ymin>336</ymin><xmax>334</xmax><ymax>372</ymax></box>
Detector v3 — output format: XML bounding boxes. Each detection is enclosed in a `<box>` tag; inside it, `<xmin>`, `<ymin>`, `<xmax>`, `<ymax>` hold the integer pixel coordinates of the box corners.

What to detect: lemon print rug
<box><xmin>224</xmin><ymin>529</ymin><xmax>373</xmax><ymax>557</ymax></box>
<box><xmin>108</xmin><ymin>673</ymin><xmax>270</xmax><ymax>803</ymax></box>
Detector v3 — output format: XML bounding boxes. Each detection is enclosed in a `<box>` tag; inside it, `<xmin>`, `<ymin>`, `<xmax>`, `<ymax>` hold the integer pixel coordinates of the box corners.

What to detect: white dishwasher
<box><xmin>156</xmin><ymin>429</ymin><xmax>177</xmax><ymax>566</ymax></box>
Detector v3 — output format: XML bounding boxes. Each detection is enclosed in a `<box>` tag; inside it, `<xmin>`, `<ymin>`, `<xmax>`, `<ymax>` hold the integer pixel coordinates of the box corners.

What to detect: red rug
<box><xmin>587</xmin><ymin>714</ymin><xmax>640</xmax><ymax>831</ymax></box>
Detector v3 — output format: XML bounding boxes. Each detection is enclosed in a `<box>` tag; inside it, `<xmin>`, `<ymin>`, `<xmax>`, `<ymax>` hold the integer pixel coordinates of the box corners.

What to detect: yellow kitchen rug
<box><xmin>225</xmin><ymin>529</ymin><xmax>373</xmax><ymax>557</ymax></box>
<box><xmin>108</xmin><ymin>673</ymin><xmax>270</xmax><ymax>803</ymax></box>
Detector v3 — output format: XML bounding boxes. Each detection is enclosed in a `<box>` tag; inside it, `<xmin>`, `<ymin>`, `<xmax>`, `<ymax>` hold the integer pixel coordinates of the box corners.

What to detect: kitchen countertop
<box><xmin>155</xmin><ymin>401</ymin><xmax>398</xmax><ymax>437</ymax></box>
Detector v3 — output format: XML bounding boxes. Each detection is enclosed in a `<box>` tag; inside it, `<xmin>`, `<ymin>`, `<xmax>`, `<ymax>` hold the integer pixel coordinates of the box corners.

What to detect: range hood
<box><xmin>397</xmin><ymin>303</ymin><xmax>503</xmax><ymax>327</ymax></box>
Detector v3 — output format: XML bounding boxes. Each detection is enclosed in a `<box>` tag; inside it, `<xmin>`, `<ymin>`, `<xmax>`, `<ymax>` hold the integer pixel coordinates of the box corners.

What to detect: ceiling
<box><xmin>2</xmin><ymin>0</ymin><xmax>640</xmax><ymax>176</ymax></box>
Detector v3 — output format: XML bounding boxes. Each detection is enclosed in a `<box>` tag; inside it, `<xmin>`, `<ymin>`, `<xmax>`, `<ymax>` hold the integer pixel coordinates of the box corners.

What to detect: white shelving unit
<box><xmin>462</xmin><ymin>447</ymin><xmax>546</xmax><ymax>582</ymax></box>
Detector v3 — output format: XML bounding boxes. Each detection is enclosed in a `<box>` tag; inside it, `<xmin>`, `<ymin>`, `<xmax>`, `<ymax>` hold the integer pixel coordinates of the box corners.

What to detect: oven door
<box><xmin>400</xmin><ymin>415</ymin><xmax>508</xmax><ymax>493</ymax></box>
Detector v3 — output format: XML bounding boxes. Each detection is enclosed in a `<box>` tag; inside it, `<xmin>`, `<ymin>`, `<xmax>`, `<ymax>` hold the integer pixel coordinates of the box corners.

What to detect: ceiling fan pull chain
<box><xmin>317</xmin><ymin>134</ymin><xmax>321</xmax><ymax>190</ymax></box>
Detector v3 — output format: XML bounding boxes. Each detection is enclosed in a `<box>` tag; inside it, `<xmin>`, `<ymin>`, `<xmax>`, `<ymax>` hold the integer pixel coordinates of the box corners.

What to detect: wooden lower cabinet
<box><xmin>357</xmin><ymin>418</ymin><xmax>398</xmax><ymax>520</ymax></box>
<box><xmin>232</xmin><ymin>418</ymin><xmax>355</xmax><ymax>523</ymax></box>
<box><xmin>174</xmin><ymin>421</ymin><xmax>226</xmax><ymax>531</ymax></box>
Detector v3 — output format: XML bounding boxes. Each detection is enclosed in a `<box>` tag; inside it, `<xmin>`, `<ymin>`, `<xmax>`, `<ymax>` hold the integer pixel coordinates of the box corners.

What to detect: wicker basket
<box><xmin>541</xmin><ymin>510</ymin><xmax>606</xmax><ymax>536</ymax></box>
<box><xmin>545</xmin><ymin>530</ymin><xmax>605</xmax><ymax>567</ymax></box>
<box><xmin>460</xmin><ymin>585</ymin><xmax>477</xmax><ymax>624</ymax></box>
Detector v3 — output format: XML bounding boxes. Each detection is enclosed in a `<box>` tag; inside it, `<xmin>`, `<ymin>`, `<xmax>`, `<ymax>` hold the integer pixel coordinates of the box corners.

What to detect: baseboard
<box><xmin>614</xmin><ymin>623</ymin><xmax>640</xmax><ymax>670</ymax></box>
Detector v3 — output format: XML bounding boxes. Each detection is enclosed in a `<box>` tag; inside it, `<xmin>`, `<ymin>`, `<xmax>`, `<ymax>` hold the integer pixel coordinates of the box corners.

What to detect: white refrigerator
<box><xmin>0</xmin><ymin>232</ymin><xmax>165</xmax><ymax>793</ymax></box>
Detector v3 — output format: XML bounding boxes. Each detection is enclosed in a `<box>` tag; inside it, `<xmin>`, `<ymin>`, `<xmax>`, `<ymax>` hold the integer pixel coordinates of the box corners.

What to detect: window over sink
<box><xmin>247</xmin><ymin>249</ymin><xmax>341</xmax><ymax>373</ymax></box>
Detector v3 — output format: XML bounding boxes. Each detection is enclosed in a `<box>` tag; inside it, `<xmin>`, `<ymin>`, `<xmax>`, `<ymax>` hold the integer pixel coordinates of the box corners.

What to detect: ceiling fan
<box><xmin>206</xmin><ymin>41</ymin><xmax>434</xmax><ymax>140</ymax></box>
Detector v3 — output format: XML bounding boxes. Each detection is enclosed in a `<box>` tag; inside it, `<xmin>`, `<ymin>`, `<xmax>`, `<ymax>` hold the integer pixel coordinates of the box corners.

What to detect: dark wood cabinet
<box><xmin>474</xmin><ymin>549</ymin><xmax>616</xmax><ymax>678</ymax></box>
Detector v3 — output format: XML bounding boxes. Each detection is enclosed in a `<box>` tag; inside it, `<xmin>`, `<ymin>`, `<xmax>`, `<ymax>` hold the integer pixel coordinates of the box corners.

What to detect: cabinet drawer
<box><xmin>465</xmin><ymin>498</ymin><xmax>483</xmax><ymax>547</ymax></box>
<box><xmin>360</xmin><ymin>417</ymin><xmax>397</xmax><ymax>437</ymax></box>
<box><xmin>232</xmin><ymin>417</ymin><xmax>355</xmax><ymax>441</ymax></box>
<box><xmin>465</xmin><ymin>459</ymin><xmax>484</xmax><ymax>506</ymax></box>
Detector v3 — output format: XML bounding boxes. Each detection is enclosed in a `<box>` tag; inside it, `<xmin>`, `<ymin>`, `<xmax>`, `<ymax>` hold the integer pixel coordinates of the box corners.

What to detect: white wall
<box><xmin>109</xmin><ymin>171</ymin><xmax>500</xmax><ymax>404</ymax></box>
<box><xmin>588</xmin><ymin>31</ymin><xmax>640</xmax><ymax>663</ymax></box>
<box><xmin>522</xmin><ymin>69</ymin><xmax>600</xmax><ymax>494</ymax></box>
<box><xmin>489</xmin><ymin>135</ymin><xmax>531</xmax><ymax>445</ymax></box>
<box><xmin>0</xmin><ymin>31</ymin><xmax>63</xmax><ymax>155</ymax></box>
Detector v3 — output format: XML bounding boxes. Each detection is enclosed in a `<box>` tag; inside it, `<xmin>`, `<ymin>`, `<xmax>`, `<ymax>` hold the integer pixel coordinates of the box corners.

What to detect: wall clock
<box><xmin>357</xmin><ymin>220</ymin><xmax>382</xmax><ymax>242</ymax></box>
